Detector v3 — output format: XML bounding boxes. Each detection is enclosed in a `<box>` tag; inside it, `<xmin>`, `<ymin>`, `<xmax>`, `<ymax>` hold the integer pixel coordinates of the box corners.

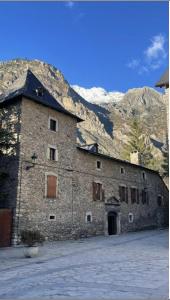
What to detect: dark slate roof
<box><xmin>155</xmin><ymin>68</ymin><xmax>169</xmax><ymax>88</ymax></box>
<box><xmin>0</xmin><ymin>69</ymin><xmax>83</xmax><ymax>122</ymax></box>
<box><xmin>77</xmin><ymin>146</ymin><xmax>159</xmax><ymax>175</ymax></box>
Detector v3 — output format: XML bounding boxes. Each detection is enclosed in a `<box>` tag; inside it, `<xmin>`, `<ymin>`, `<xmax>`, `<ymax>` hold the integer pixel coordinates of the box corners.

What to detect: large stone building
<box><xmin>0</xmin><ymin>70</ymin><xmax>168</xmax><ymax>246</ymax></box>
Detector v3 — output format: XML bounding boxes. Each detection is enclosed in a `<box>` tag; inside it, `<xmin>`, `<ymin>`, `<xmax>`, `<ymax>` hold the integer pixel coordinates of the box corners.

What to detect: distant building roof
<box><xmin>155</xmin><ymin>68</ymin><xmax>169</xmax><ymax>88</ymax></box>
<box><xmin>0</xmin><ymin>69</ymin><xmax>83</xmax><ymax>122</ymax></box>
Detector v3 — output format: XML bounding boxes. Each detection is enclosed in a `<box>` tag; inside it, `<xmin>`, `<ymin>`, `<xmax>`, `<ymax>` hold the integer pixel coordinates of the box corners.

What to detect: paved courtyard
<box><xmin>0</xmin><ymin>229</ymin><xmax>168</xmax><ymax>299</ymax></box>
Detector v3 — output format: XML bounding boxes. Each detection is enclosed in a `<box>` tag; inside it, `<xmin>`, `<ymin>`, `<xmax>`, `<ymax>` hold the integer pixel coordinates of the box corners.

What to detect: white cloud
<box><xmin>127</xmin><ymin>34</ymin><xmax>167</xmax><ymax>75</ymax></box>
<box><xmin>72</xmin><ymin>85</ymin><xmax>124</xmax><ymax>105</ymax></box>
<box><xmin>65</xmin><ymin>1</ymin><xmax>75</xmax><ymax>8</ymax></box>
<box><xmin>145</xmin><ymin>34</ymin><xmax>166</xmax><ymax>60</ymax></box>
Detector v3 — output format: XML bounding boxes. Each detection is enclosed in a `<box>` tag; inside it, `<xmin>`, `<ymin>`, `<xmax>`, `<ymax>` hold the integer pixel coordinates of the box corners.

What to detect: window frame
<box><xmin>119</xmin><ymin>184</ymin><xmax>128</xmax><ymax>203</ymax></box>
<box><xmin>93</xmin><ymin>181</ymin><xmax>103</xmax><ymax>201</ymax></box>
<box><xmin>45</xmin><ymin>172</ymin><xmax>58</xmax><ymax>199</ymax></box>
<box><xmin>96</xmin><ymin>160</ymin><xmax>102</xmax><ymax>171</ymax></box>
<box><xmin>130</xmin><ymin>186</ymin><xmax>138</xmax><ymax>204</ymax></box>
<box><xmin>120</xmin><ymin>167</ymin><xmax>125</xmax><ymax>174</ymax></box>
<box><xmin>48</xmin><ymin>214</ymin><xmax>56</xmax><ymax>221</ymax></box>
<box><xmin>48</xmin><ymin>116</ymin><xmax>58</xmax><ymax>132</ymax></box>
<box><xmin>128</xmin><ymin>213</ymin><xmax>134</xmax><ymax>223</ymax></box>
<box><xmin>47</xmin><ymin>145</ymin><xmax>58</xmax><ymax>161</ymax></box>
<box><xmin>142</xmin><ymin>171</ymin><xmax>146</xmax><ymax>181</ymax></box>
<box><xmin>85</xmin><ymin>212</ymin><xmax>92</xmax><ymax>223</ymax></box>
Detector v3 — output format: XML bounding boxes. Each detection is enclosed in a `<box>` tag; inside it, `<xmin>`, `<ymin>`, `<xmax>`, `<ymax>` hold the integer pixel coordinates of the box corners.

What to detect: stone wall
<box><xmin>0</xmin><ymin>97</ymin><xmax>168</xmax><ymax>243</ymax></box>
<box><xmin>73</xmin><ymin>149</ymin><xmax>168</xmax><ymax>236</ymax></box>
<box><xmin>16</xmin><ymin>97</ymin><xmax>78</xmax><ymax>241</ymax></box>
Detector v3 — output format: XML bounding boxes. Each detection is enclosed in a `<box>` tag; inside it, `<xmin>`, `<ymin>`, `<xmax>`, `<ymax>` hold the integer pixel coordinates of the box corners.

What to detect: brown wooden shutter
<box><xmin>102</xmin><ymin>188</ymin><xmax>105</xmax><ymax>202</ymax></box>
<box><xmin>47</xmin><ymin>175</ymin><xmax>57</xmax><ymax>198</ymax></box>
<box><xmin>93</xmin><ymin>182</ymin><xmax>97</xmax><ymax>201</ymax></box>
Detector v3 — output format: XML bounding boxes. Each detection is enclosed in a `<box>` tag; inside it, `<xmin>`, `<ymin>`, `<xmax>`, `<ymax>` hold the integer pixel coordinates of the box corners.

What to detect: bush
<box><xmin>20</xmin><ymin>230</ymin><xmax>45</xmax><ymax>247</ymax></box>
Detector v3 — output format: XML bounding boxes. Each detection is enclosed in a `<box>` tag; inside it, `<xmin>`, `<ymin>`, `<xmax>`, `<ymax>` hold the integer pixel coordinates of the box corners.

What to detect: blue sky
<box><xmin>0</xmin><ymin>1</ymin><xmax>168</xmax><ymax>92</ymax></box>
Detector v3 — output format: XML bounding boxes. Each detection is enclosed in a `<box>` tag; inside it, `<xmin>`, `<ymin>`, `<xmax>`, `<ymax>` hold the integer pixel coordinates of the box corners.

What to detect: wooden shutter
<box><xmin>47</xmin><ymin>175</ymin><xmax>57</xmax><ymax>198</ymax></box>
<box><xmin>93</xmin><ymin>182</ymin><xmax>97</xmax><ymax>201</ymax></box>
<box><xmin>102</xmin><ymin>188</ymin><xmax>105</xmax><ymax>202</ymax></box>
<box><xmin>137</xmin><ymin>189</ymin><xmax>139</xmax><ymax>204</ymax></box>
<box><xmin>93</xmin><ymin>182</ymin><xmax>102</xmax><ymax>201</ymax></box>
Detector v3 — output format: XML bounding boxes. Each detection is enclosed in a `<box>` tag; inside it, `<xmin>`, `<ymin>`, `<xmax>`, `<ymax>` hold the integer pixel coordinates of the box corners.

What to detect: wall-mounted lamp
<box><xmin>26</xmin><ymin>153</ymin><xmax>38</xmax><ymax>170</ymax></box>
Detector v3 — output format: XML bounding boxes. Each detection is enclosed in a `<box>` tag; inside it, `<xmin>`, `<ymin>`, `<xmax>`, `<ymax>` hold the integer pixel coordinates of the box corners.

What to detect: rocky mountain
<box><xmin>0</xmin><ymin>59</ymin><xmax>167</xmax><ymax>170</ymax></box>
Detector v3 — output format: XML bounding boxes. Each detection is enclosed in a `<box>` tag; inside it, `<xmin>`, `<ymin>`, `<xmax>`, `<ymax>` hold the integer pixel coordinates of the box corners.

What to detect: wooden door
<box><xmin>0</xmin><ymin>209</ymin><xmax>12</xmax><ymax>247</ymax></box>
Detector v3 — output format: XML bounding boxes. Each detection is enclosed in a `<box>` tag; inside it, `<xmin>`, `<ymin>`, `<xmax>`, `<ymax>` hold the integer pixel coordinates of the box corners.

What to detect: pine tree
<box><xmin>161</xmin><ymin>134</ymin><xmax>169</xmax><ymax>177</ymax></box>
<box><xmin>123</xmin><ymin>118</ymin><xmax>155</xmax><ymax>168</ymax></box>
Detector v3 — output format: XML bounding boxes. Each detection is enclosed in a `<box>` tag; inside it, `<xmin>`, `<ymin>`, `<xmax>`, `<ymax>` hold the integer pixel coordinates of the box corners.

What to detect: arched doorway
<box><xmin>108</xmin><ymin>212</ymin><xmax>117</xmax><ymax>235</ymax></box>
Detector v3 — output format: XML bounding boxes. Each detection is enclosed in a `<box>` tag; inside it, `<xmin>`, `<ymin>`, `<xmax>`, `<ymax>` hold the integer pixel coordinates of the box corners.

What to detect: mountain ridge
<box><xmin>0</xmin><ymin>59</ymin><xmax>167</xmax><ymax>170</ymax></box>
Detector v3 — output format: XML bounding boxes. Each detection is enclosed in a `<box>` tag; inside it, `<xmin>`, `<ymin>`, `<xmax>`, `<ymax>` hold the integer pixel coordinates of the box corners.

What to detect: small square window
<box><xmin>50</xmin><ymin>119</ymin><xmax>57</xmax><ymax>131</ymax></box>
<box><xmin>97</xmin><ymin>161</ymin><xmax>101</xmax><ymax>170</ymax></box>
<box><xmin>48</xmin><ymin>214</ymin><xmax>56</xmax><ymax>221</ymax></box>
<box><xmin>85</xmin><ymin>212</ymin><xmax>92</xmax><ymax>223</ymax></box>
<box><xmin>49</xmin><ymin>148</ymin><xmax>56</xmax><ymax>161</ymax></box>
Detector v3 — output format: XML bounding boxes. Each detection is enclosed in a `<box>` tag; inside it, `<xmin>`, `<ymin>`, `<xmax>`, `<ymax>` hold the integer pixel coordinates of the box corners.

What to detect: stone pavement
<box><xmin>0</xmin><ymin>229</ymin><xmax>168</xmax><ymax>299</ymax></box>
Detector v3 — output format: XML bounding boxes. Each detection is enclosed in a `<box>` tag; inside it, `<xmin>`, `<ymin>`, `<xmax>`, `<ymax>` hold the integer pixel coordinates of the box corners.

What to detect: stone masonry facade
<box><xmin>0</xmin><ymin>93</ymin><xmax>169</xmax><ymax>244</ymax></box>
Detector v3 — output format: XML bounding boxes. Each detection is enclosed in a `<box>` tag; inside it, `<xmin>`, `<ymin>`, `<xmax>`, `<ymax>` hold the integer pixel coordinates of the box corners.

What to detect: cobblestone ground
<box><xmin>0</xmin><ymin>229</ymin><xmax>168</xmax><ymax>299</ymax></box>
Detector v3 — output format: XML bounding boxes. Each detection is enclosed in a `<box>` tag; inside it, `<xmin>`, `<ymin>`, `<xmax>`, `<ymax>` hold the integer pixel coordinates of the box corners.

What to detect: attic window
<box><xmin>142</xmin><ymin>172</ymin><xmax>146</xmax><ymax>180</ymax></box>
<box><xmin>120</xmin><ymin>167</ymin><xmax>125</xmax><ymax>174</ymax></box>
<box><xmin>35</xmin><ymin>87</ymin><xmax>44</xmax><ymax>97</ymax></box>
<box><xmin>96</xmin><ymin>160</ymin><xmax>101</xmax><ymax>170</ymax></box>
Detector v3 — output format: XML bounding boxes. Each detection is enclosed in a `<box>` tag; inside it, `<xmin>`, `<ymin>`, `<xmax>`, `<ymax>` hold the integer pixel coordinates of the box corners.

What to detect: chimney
<box><xmin>130</xmin><ymin>151</ymin><xmax>141</xmax><ymax>165</ymax></box>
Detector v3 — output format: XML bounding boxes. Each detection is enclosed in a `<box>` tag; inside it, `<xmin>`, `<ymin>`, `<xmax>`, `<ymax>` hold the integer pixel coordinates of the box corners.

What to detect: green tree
<box><xmin>161</xmin><ymin>135</ymin><xmax>169</xmax><ymax>177</ymax></box>
<box><xmin>0</xmin><ymin>116</ymin><xmax>16</xmax><ymax>204</ymax></box>
<box><xmin>0</xmin><ymin>124</ymin><xmax>16</xmax><ymax>155</ymax></box>
<box><xmin>123</xmin><ymin>118</ymin><xmax>155</xmax><ymax>168</ymax></box>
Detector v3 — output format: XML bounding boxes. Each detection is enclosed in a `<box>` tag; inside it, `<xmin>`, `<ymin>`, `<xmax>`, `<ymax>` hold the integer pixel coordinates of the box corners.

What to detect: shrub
<box><xmin>20</xmin><ymin>230</ymin><xmax>45</xmax><ymax>247</ymax></box>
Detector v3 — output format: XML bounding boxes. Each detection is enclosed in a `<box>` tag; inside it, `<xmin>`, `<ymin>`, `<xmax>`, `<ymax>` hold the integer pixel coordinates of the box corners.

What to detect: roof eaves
<box><xmin>77</xmin><ymin>147</ymin><xmax>159</xmax><ymax>175</ymax></box>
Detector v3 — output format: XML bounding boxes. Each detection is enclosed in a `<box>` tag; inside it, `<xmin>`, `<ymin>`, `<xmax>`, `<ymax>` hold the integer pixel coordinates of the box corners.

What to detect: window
<box><xmin>142</xmin><ymin>189</ymin><xmax>149</xmax><ymax>204</ymax></box>
<box><xmin>50</xmin><ymin>148</ymin><xmax>56</xmax><ymax>160</ymax></box>
<box><xmin>119</xmin><ymin>185</ymin><xmax>128</xmax><ymax>203</ymax></box>
<box><xmin>130</xmin><ymin>187</ymin><xmax>139</xmax><ymax>204</ymax></box>
<box><xmin>128</xmin><ymin>213</ymin><xmax>134</xmax><ymax>223</ymax></box>
<box><xmin>93</xmin><ymin>182</ymin><xmax>103</xmax><ymax>201</ymax></box>
<box><xmin>85</xmin><ymin>212</ymin><xmax>92</xmax><ymax>223</ymax></box>
<box><xmin>157</xmin><ymin>195</ymin><xmax>163</xmax><ymax>207</ymax></box>
<box><xmin>48</xmin><ymin>146</ymin><xmax>58</xmax><ymax>161</ymax></box>
<box><xmin>48</xmin><ymin>214</ymin><xmax>56</xmax><ymax>221</ymax></box>
<box><xmin>49</xmin><ymin>117</ymin><xmax>58</xmax><ymax>132</ymax></box>
<box><xmin>142</xmin><ymin>172</ymin><xmax>146</xmax><ymax>180</ymax></box>
<box><xmin>96</xmin><ymin>160</ymin><xmax>101</xmax><ymax>170</ymax></box>
<box><xmin>35</xmin><ymin>87</ymin><xmax>44</xmax><ymax>97</ymax></box>
<box><xmin>120</xmin><ymin>167</ymin><xmax>125</xmax><ymax>174</ymax></box>
<box><xmin>46</xmin><ymin>175</ymin><xmax>57</xmax><ymax>198</ymax></box>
